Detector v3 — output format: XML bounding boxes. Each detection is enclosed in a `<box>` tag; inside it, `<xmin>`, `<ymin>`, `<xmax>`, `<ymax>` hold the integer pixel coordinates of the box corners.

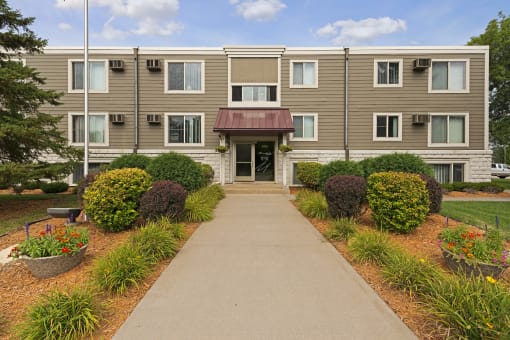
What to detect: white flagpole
<box><xmin>83</xmin><ymin>0</ymin><xmax>89</xmax><ymax>176</ymax></box>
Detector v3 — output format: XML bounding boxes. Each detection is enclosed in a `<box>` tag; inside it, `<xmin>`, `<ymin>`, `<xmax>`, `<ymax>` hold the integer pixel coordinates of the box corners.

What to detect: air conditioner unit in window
<box><xmin>110</xmin><ymin>113</ymin><xmax>125</xmax><ymax>124</ymax></box>
<box><xmin>109</xmin><ymin>59</ymin><xmax>124</xmax><ymax>71</ymax></box>
<box><xmin>412</xmin><ymin>114</ymin><xmax>430</xmax><ymax>125</ymax></box>
<box><xmin>413</xmin><ymin>58</ymin><xmax>431</xmax><ymax>71</ymax></box>
<box><xmin>146</xmin><ymin>59</ymin><xmax>161</xmax><ymax>72</ymax></box>
<box><xmin>146</xmin><ymin>114</ymin><xmax>161</xmax><ymax>124</ymax></box>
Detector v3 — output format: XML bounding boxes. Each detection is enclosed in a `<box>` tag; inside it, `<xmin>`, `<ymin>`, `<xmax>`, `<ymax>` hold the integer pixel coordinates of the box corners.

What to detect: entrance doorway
<box><xmin>234</xmin><ymin>141</ymin><xmax>275</xmax><ymax>181</ymax></box>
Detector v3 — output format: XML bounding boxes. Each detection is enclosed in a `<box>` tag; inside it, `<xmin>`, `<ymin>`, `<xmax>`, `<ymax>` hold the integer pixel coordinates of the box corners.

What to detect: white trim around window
<box><xmin>164</xmin><ymin>60</ymin><xmax>205</xmax><ymax>94</ymax></box>
<box><xmin>373</xmin><ymin>59</ymin><xmax>403</xmax><ymax>87</ymax></box>
<box><xmin>428</xmin><ymin>112</ymin><xmax>469</xmax><ymax>147</ymax></box>
<box><xmin>428</xmin><ymin>59</ymin><xmax>470</xmax><ymax>93</ymax></box>
<box><xmin>372</xmin><ymin>113</ymin><xmax>402</xmax><ymax>141</ymax></box>
<box><xmin>67</xmin><ymin>59</ymin><xmax>108</xmax><ymax>94</ymax></box>
<box><xmin>290</xmin><ymin>113</ymin><xmax>318</xmax><ymax>141</ymax></box>
<box><xmin>164</xmin><ymin>113</ymin><xmax>205</xmax><ymax>147</ymax></box>
<box><xmin>67</xmin><ymin>112</ymin><xmax>109</xmax><ymax>147</ymax></box>
<box><xmin>289</xmin><ymin>60</ymin><xmax>319</xmax><ymax>88</ymax></box>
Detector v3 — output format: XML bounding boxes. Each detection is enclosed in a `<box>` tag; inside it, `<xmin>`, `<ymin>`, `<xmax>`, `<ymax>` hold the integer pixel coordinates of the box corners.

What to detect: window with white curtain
<box><xmin>69</xmin><ymin>113</ymin><xmax>108</xmax><ymax>146</ymax></box>
<box><xmin>429</xmin><ymin>114</ymin><xmax>468</xmax><ymax>146</ymax></box>
<box><xmin>69</xmin><ymin>60</ymin><xmax>107</xmax><ymax>93</ymax></box>
<box><xmin>166</xmin><ymin>61</ymin><xmax>204</xmax><ymax>93</ymax></box>
<box><xmin>291</xmin><ymin>61</ymin><xmax>318</xmax><ymax>88</ymax></box>
<box><xmin>430</xmin><ymin>60</ymin><xmax>468</xmax><ymax>92</ymax></box>
<box><xmin>165</xmin><ymin>113</ymin><xmax>204</xmax><ymax>146</ymax></box>
<box><xmin>373</xmin><ymin>113</ymin><xmax>402</xmax><ymax>141</ymax></box>
<box><xmin>374</xmin><ymin>60</ymin><xmax>402</xmax><ymax>87</ymax></box>
<box><xmin>432</xmin><ymin>163</ymin><xmax>464</xmax><ymax>183</ymax></box>
<box><xmin>291</xmin><ymin>113</ymin><xmax>318</xmax><ymax>141</ymax></box>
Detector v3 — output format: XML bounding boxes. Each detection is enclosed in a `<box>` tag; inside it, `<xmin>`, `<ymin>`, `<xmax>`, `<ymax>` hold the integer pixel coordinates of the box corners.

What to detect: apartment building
<box><xmin>26</xmin><ymin>45</ymin><xmax>490</xmax><ymax>185</ymax></box>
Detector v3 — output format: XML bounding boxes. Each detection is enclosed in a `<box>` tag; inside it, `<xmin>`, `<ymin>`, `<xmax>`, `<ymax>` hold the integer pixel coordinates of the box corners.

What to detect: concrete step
<box><xmin>222</xmin><ymin>183</ymin><xmax>288</xmax><ymax>195</ymax></box>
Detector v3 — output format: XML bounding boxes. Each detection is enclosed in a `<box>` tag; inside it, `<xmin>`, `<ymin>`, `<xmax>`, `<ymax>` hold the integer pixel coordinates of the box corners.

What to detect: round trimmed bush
<box><xmin>318</xmin><ymin>160</ymin><xmax>364</xmax><ymax>190</ymax></box>
<box><xmin>83</xmin><ymin>168</ymin><xmax>152</xmax><ymax>232</ymax></box>
<box><xmin>146</xmin><ymin>152</ymin><xmax>204</xmax><ymax>192</ymax></box>
<box><xmin>360</xmin><ymin>153</ymin><xmax>433</xmax><ymax>178</ymax></box>
<box><xmin>40</xmin><ymin>182</ymin><xmax>69</xmax><ymax>194</ymax></box>
<box><xmin>419</xmin><ymin>174</ymin><xmax>442</xmax><ymax>214</ymax></box>
<box><xmin>109</xmin><ymin>154</ymin><xmax>151</xmax><ymax>170</ymax></box>
<box><xmin>139</xmin><ymin>180</ymin><xmax>187</xmax><ymax>221</ymax></box>
<box><xmin>367</xmin><ymin>172</ymin><xmax>429</xmax><ymax>233</ymax></box>
<box><xmin>324</xmin><ymin>175</ymin><xmax>367</xmax><ymax>218</ymax></box>
<box><xmin>296</xmin><ymin>162</ymin><xmax>322</xmax><ymax>190</ymax></box>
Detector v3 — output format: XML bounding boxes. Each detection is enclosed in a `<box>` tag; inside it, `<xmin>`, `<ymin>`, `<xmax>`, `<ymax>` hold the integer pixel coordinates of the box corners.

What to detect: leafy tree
<box><xmin>0</xmin><ymin>0</ymin><xmax>81</xmax><ymax>189</ymax></box>
<box><xmin>468</xmin><ymin>12</ymin><xmax>510</xmax><ymax>161</ymax></box>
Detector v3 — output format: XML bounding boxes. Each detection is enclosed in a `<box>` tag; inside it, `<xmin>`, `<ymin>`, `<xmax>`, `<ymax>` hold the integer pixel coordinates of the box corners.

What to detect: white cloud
<box><xmin>231</xmin><ymin>0</ymin><xmax>286</xmax><ymax>22</ymax></box>
<box><xmin>54</xmin><ymin>0</ymin><xmax>181</xmax><ymax>39</ymax></box>
<box><xmin>57</xmin><ymin>23</ymin><xmax>72</xmax><ymax>31</ymax></box>
<box><xmin>315</xmin><ymin>17</ymin><xmax>407</xmax><ymax>45</ymax></box>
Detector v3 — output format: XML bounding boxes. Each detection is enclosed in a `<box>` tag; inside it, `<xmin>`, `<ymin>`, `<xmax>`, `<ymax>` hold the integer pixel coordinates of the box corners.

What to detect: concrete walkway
<box><xmin>114</xmin><ymin>194</ymin><xmax>417</xmax><ymax>340</ymax></box>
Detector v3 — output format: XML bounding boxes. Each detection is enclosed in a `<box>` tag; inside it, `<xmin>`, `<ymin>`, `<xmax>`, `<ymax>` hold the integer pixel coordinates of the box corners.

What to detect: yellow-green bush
<box><xmin>84</xmin><ymin>168</ymin><xmax>152</xmax><ymax>232</ymax></box>
<box><xmin>367</xmin><ymin>172</ymin><xmax>429</xmax><ymax>233</ymax></box>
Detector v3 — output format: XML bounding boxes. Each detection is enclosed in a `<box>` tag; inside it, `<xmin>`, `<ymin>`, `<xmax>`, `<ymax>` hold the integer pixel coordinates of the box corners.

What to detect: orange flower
<box><xmin>39</xmin><ymin>231</ymin><xmax>46</xmax><ymax>236</ymax></box>
<box><xmin>467</xmin><ymin>253</ymin><xmax>474</xmax><ymax>258</ymax></box>
<box><xmin>462</xmin><ymin>247</ymin><xmax>469</xmax><ymax>253</ymax></box>
<box><xmin>466</xmin><ymin>242</ymin><xmax>473</xmax><ymax>248</ymax></box>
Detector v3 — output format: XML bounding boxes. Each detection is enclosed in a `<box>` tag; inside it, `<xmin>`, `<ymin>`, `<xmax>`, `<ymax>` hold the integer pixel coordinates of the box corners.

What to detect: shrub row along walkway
<box><xmin>114</xmin><ymin>194</ymin><xmax>416</xmax><ymax>340</ymax></box>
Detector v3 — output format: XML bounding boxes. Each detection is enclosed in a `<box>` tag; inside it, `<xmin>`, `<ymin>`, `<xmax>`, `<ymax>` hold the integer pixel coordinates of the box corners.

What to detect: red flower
<box><xmin>39</xmin><ymin>231</ymin><xmax>46</xmax><ymax>236</ymax></box>
<box><xmin>77</xmin><ymin>242</ymin><xmax>83</xmax><ymax>248</ymax></box>
<box><xmin>61</xmin><ymin>247</ymin><xmax>70</xmax><ymax>254</ymax></box>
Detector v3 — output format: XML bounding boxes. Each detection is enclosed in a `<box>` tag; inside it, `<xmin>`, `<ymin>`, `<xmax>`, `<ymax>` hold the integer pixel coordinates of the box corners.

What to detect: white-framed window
<box><xmin>428</xmin><ymin>113</ymin><xmax>469</xmax><ymax>147</ymax></box>
<box><xmin>164</xmin><ymin>113</ymin><xmax>204</xmax><ymax>146</ymax></box>
<box><xmin>71</xmin><ymin>162</ymin><xmax>105</xmax><ymax>185</ymax></box>
<box><xmin>290</xmin><ymin>60</ymin><xmax>318</xmax><ymax>88</ymax></box>
<box><xmin>68</xmin><ymin>59</ymin><xmax>108</xmax><ymax>93</ymax></box>
<box><xmin>290</xmin><ymin>113</ymin><xmax>318</xmax><ymax>141</ymax></box>
<box><xmin>164</xmin><ymin>60</ymin><xmax>205</xmax><ymax>93</ymax></box>
<box><xmin>374</xmin><ymin>59</ymin><xmax>402</xmax><ymax>87</ymax></box>
<box><xmin>429</xmin><ymin>59</ymin><xmax>469</xmax><ymax>93</ymax></box>
<box><xmin>432</xmin><ymin>163</ymin><xmax>465</xmax><ymax>184</ymax></box>
<box><xmin>231</xmin><ymin>85</ymin><xmax>277</xmax><ymax>103</ymax></box>
<box><xmin>68</xmin><ymin>112</ymin><xmax>109</xmax><ymax>146</ymax></box>
<box><xmin>292</xmin><ymin>162</ymin><xmax>303</xmax><ymax>186</ymax></box>
<box><xmin>372</xmin><ymin>113</ymin><xmax>402</xmax><ymax>141</ymax></box>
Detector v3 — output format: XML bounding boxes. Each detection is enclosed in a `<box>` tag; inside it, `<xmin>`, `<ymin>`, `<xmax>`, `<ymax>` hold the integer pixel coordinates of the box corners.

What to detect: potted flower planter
<box><xmin>441</xmin><ymin>246</ymin><xmax>508</xmax><ymax>278</ymax></box>
<box><xmin>22</xmin><ymin>244</ymin><xmax>88</xmax><ymax>279</ymax></box>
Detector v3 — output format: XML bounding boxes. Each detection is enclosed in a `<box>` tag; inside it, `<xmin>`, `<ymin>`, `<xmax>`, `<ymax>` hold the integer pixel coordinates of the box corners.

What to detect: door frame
<box><xmin>230</xmin><ymin>136</ymin><xmax>278</xmax><ymax>183</ymax></box>
<box><xmin>234</xmin><ymin>143</ymin><xmax>255</xmax><ymax>181</ymax></box>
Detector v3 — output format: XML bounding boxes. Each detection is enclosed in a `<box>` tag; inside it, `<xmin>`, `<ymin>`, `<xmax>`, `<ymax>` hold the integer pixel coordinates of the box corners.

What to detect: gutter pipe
<box><xmin>133</xmin><ymin>47</ymin><xmax>139</xmax><ymax>153</ymax></box>
<box><xmin>344</xmin><ymin>47</ymin><xmax>350</xmax><ymax>161</ymax></box>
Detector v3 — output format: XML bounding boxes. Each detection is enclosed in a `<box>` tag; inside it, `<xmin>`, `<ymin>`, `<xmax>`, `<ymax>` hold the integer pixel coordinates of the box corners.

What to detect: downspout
<box><xmin>344</xmin><ymin>47</ymin><xmax>350</xmax><ymax>161</ymax></box>
<box><xmin>133</xmin><ymin>47</ymin><xmax>139</xmax><ymax>153</ymax></box>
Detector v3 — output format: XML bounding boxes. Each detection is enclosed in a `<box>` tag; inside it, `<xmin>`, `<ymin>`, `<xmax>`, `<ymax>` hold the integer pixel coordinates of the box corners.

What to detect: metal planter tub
<box><xmin>22</xmin><ymin>245</ymin><xmax>88</xmax><ymax>279</ymax></box>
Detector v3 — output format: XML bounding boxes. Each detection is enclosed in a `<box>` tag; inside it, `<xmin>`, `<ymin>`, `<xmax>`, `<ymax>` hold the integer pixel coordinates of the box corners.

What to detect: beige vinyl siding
<box><xmin>348</xmin><ymin>53</ymin><xmax>485</xmax><ymax>150</ymax></box>
<box><xmin>138</xmin><ymin>54</ymin><xmax>228</xmax><ymax>149</ymax></box>
<box><xmin>231</xmin><ymin>57</ymin><xmax>278</xmax><ymax>83</ymax></box>
<box><xmin>27</xmin><ymin>53</ymin><xmax>135</xmax><ymax>149</ymax></box>
<box><xmin>281</xmin><ymin>54</ymin><xmax>344</xmax><ymax>150</ymax></box>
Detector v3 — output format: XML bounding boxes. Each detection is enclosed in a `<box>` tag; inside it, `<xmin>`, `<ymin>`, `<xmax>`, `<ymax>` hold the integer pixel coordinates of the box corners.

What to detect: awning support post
<box><xmin>219</xmin><ymin>134</ymin><xmax>226</xmax><ymax>185</ymax></box>
<box><xmin>282</xmin><ymin>134</ymin><xmax>288</xmax><ymax>186</ymax></box>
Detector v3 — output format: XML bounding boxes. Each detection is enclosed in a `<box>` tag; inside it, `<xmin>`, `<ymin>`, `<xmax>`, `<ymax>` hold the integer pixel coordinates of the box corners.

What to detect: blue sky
<box><xmin>7</xmin><ymin>0</ymin><xmax>510</xmax><ymax>47</ymax></box>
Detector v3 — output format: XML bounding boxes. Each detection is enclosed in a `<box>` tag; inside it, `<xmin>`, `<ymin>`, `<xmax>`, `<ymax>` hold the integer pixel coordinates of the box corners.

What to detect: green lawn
<box><xmin>0</xmin><ymin>194</ymin><xmax>78</xmax><ymax>235</ymax></box>
<box><xmin>441</xmin><ymin>201</ymin><xmax>510</xmax><ymax>233</ymax></box>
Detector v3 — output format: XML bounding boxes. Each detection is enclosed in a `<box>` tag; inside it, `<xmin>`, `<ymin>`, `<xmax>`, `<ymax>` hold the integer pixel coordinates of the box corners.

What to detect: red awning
<box><xmin>213</xmin><ymin>108</ymin><xmax>295</xmax><ymax>133</ymax></box>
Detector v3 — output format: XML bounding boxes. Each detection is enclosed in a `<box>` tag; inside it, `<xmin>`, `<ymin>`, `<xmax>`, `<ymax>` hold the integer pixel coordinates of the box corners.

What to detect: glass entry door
<box><xmin>255</xmin><ymin>142</ymin><xmax>275</xmax><ymax>181</ymax></box>
<box><xmin>235</xmin><ymin>143</ymin><xmax>254</xmax><ymax>181</ymax></box>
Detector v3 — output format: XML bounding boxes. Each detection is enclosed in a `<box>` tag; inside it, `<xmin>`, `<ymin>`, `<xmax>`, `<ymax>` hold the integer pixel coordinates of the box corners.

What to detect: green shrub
<box><xmin>296</xmin><ymin>162</ymin><xmax>322</xmax><ymax>190</ymax></box>
<box><xmin>348</xmin><ymin>231</ymin><xmax>394</xmax><ymax>265</ymax></box>
<box><xmin>182</xmin><ymin>185</ymin><xmax>225</xmax><ymax>222</ymax></box>
<box><xmin>83</xmin><ymin>168</ymin><xmax>152</xmax><ymax>232</ymax></box>
<box><xmin>93</xmin><ymin>244</ymin><xmax>150</xmax><ymax>294</ymax></box>
<box><xmin>16</xmin><ymin>287</ymin><xmax>101</xmax><ymax>340</ymax></box>
<box><xmin>199</xmin><ymin>163</ymin><xmax>215</xmax><ymax>186</ymax></box>
<box><xmin>325</xmin><ymin>217</ymin><xmax>358</xmax><ymax>241</ymax></box>
<box><xmin>40</xmin><ymin>181</ymin><xmax>69</xmax><ymax>194</ymax></box>
<box><xmin>324</xmin><ymin>175</ymin><xmax>366</xmax><ymax>218</ymax></box>
<box><xmin>157</xmin><ymin>216</ymin><xmax>186</xmax><ymax>240</ymax></box>
<box><xmin>130</xmin><ymin>222</ymin><xmax>178</xmax><ymax>265</ymax></box>
<box><xmin>367</xmin><ymin>172</ymin><xmax>429</xmax><ymax>233</ymax></box>
<box><xmin>199</xmin><ymin>184</ymin><xmax>225</xmax><ymax>207</ymax></box>
<box><xmin>419</xmin><ymin>174</ymin><xmax>443</xmax><ymax>214</ymax></box>
<box><xmin>424</xmin><ymin>274</ymin><xmax>510</xmax><ymax>339</ymax></box>
<box><xmin>138</xmin><ymin>180</ymin><xmax>187</xmax><ymax>221</ymax></box>
<box><xmin>360</xmin><ymin>153</ymin><xmax>433</xmax><ymax>178</ymax></box>
<box><xmin>318</xmin><ymin>160</ymin><xmax>364</xmax><ymax>190</ymax></box>
<box><xmin>296</xmin><ymin>190</ymin><xmax>328</xmax><ymax>219</ymax></box>
<box><xmin>446</xmin><ymin>182</ymin><xmax>505</xmax><ymax>194</ymax></box>
<box><xmin>147</xmin><ymin>152</ymin><xmax>204</xmax><ymax>192</ymax></box>
<box><xmin>24</xmin><ymin>180</ymin><xmax>41</xmax><ymax>190</ymax></box>
<box><xmin>381</xmin><ymin>250</ymin><xmax>444</xmax><ymax>295</ymax></box>
<box><xmin>109</xmin><ymin>154</ymin><xmax>152</xmax><ymax>170</ymax></box>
